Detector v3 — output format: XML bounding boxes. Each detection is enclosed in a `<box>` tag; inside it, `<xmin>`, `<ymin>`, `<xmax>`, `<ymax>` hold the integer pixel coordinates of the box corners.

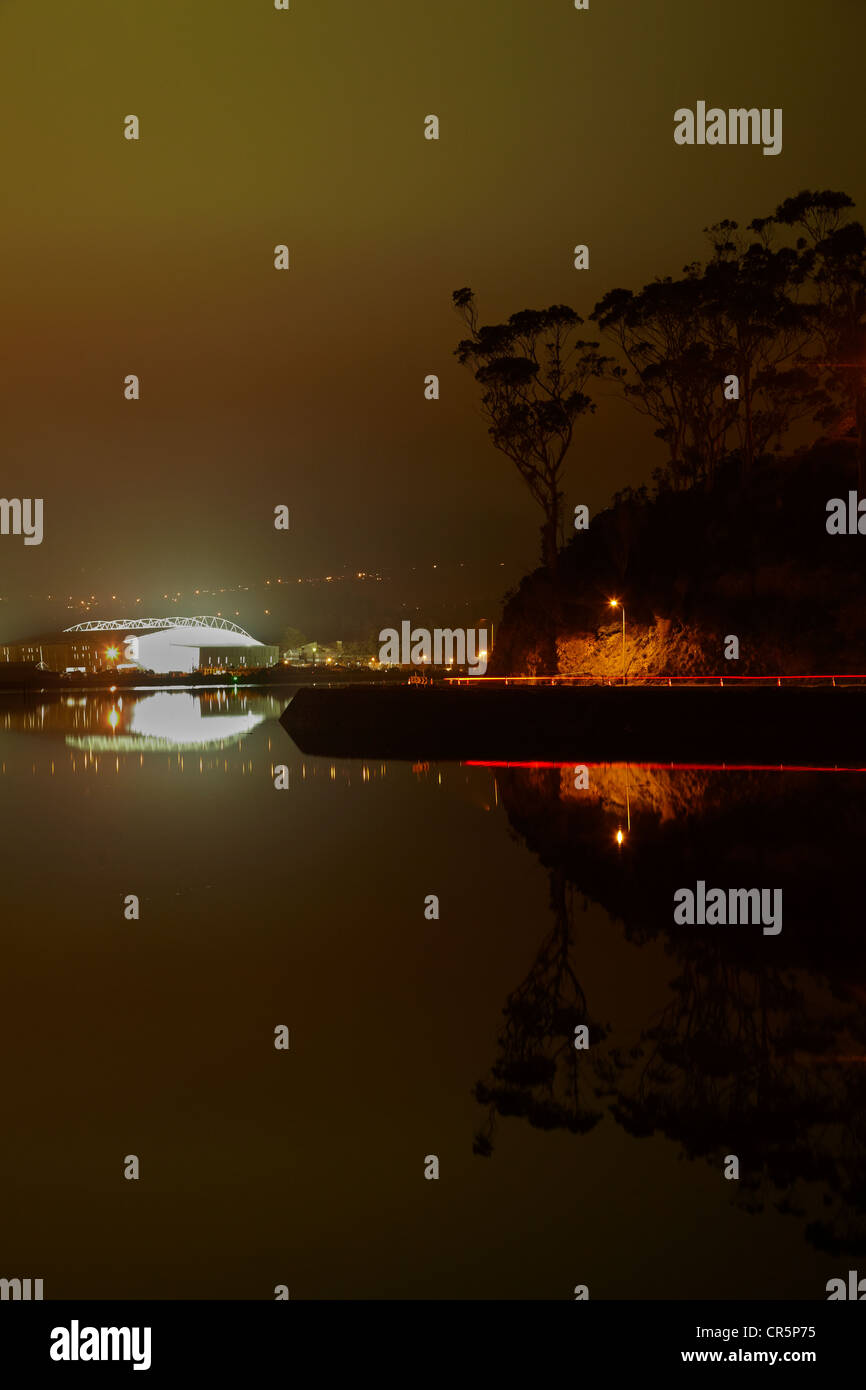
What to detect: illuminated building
<box><xmin>0</xmin><ymin>617</ymin><xmax>279</xmax><ymax>675</ymax></box>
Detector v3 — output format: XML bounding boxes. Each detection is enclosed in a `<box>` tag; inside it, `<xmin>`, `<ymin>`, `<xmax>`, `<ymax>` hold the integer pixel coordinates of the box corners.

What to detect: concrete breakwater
<box><xmin>281</xmin><ymin>683</ymin><xmax>866</xmax><ymax>764</ymax></box>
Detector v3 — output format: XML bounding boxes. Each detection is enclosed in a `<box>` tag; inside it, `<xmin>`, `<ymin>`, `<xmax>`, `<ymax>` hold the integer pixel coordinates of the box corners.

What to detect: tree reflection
<box><xmin>473</xmin><ymin>866</ymin><xmax>607</xmax><ymax>1156</ymax></box>
<box><xmin>477</xmin><ymin>765</ymin><xmax>866</xmax><ymax>1255</ymax></box>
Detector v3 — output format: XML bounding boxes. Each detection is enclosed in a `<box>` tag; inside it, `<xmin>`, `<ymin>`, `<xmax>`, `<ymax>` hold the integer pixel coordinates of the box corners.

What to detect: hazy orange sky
<box><xmin>1</xmin><ymin>0</ymin><xmax>864</xmax><ymax>633</ymax></box>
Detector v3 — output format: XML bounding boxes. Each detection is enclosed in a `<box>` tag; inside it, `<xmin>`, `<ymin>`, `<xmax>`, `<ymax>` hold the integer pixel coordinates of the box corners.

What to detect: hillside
<box><xmin>491</xmin><ymin>440</ymin><xmax>866</xmax><ymax>678</ymax></box>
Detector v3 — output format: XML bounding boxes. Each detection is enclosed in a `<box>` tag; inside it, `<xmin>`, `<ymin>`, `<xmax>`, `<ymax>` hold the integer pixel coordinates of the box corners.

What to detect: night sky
<box><xmin>2</xmin><ymin>0</ymin><xmax>864</xmax><ymax>636</ymax></box>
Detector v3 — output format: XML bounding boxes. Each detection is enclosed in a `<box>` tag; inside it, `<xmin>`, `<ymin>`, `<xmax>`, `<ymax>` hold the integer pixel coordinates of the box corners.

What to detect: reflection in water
<box><xmin>478</xmin><ymin>763</ymin><xmax>866</xmax><ymax>1260</ymax></box>
<box><xmin>2</xmin><ymin>688</ymin><xmax>282</xmax><ymax>751</ymax></box>
<box><xmin>83</xmin><ymin>691</ymin><xmax>270</xmax><ymax>752</ymax></box>
<box><xmin>2</xmin><ymin>689</ymin><xmax>281</xmax><ymax>761</ymax></box>
<box><xmin>474</xmin><ymin>866</ymin><xmax>608</xmax><ymax>1154</ymax></box>
<box><xmin>1</xmin><ymin>691</ymin><xmax>864</xmax><ymax>1297</ymax></box>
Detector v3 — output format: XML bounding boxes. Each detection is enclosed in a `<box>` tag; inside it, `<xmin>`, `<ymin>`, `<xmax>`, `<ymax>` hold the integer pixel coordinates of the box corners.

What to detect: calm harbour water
<box><xmin>1</xmin><ymin>687</ymin><xmax>863</xmax><ymax>1299</ymax></box>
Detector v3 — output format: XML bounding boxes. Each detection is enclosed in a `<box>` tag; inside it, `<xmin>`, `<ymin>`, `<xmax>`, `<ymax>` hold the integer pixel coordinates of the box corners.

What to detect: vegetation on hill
<box><xmin>454</xmin><ymin>190</ymin><xmax>866</xmax><ymax>676</ymax></box>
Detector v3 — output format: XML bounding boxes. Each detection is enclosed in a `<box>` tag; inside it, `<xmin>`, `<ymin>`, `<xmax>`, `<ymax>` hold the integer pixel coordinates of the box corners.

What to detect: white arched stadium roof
<box><xmin>64</xmin><ymin>616</ymin><xmax>257</xmax><ymax>638</ymax></box>
<box><xmin>63</xmin><ymin>617</ymin><xmax>267</xmax><ymax>648</ymax></box>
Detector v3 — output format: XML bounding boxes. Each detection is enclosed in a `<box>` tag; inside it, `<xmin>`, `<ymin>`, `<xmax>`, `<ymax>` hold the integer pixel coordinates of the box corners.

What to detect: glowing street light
<box><xmin>608</xmin><ymin>599</ymin><xmax>626</xmax><ymax>686</ymax></box>
<box><xmin>615</xmin><ymin>827</ymin><xmax>625</xmax><ymax>847</ymax></box>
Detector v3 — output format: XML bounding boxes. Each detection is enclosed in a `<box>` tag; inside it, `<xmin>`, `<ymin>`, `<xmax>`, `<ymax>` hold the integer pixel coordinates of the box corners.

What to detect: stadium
<box><xmin>0</xmin><ymin>617</ymin><xmax>280</xmax><ymax>675</ymax></box>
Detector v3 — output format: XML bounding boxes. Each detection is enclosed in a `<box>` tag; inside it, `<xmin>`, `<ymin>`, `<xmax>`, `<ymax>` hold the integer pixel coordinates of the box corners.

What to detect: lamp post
<box><xmin>609</xmin><ymin>599</ymin><xmax>626</xmax><ymax>686</ymax></box>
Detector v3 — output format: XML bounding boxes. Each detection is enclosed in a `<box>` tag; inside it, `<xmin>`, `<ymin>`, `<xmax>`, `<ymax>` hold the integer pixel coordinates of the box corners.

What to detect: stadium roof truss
<box><xmin>63</xmin><ymin>616</ymin><xmax>256</xmax><ymax>639</ymax></box>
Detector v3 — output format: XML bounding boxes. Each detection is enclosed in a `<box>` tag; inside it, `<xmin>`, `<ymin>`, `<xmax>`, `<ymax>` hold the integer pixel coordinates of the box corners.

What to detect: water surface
<box><xmin>1</xmin><ymin>688</ymin><xmax>863</xmax><ymax>1299</ymax></box>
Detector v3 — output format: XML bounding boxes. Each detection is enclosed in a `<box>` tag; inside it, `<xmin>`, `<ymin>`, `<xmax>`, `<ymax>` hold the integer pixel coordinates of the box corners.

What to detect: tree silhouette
<box><xmin>701</xmin><ymin>220</ymin><xmax>818</xmax><ymax>479</ymax></box>
<box><xmin>591</xmin><ymin>272</ymin><xmax>736</xmax><ymax>490</ymax></box>
<box><xmin>590</xmin><ymin>193</ymin><xmax>863</xmax><ymax>492</ymax></box>
<box><xmin>452</xmin><ymin>288</ymin><xmax>614</xmax><ymax>573</ymax></box>
<box><xmin>773</xmin><ymin>190</ymin><xmax>866</xmax><ymax>489</ymax></box>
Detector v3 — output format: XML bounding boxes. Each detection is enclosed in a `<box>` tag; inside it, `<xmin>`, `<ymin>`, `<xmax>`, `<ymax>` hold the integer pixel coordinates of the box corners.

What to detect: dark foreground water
<box><xmin>1</xmin><ymin>688</ymin><xmax>864</xmax><ymax>1300</ymax></box>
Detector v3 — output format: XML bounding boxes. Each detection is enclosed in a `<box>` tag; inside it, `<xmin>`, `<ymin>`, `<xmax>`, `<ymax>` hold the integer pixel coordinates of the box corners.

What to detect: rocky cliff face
<box><xmin>491</xmin><ymin>440</ymin><xmax>866</xmax><ymax>678</ymax></box>
<box><xmin>555</xmin><ymin>616</ymin><xmax>812</xmax><ymax>682</ymax></box>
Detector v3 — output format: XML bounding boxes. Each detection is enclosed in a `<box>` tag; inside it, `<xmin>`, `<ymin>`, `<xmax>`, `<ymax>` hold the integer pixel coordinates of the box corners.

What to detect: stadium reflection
<box><xmin>0</xmin><ymin>689</ymin><xmax>282</xmax><ymax>755</ymax></box>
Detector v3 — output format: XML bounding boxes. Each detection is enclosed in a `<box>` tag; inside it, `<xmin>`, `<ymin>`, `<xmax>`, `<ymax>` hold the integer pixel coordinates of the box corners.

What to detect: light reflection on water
<box><xmin>0</xmin><ymin>688</ymin><xmax>863</xmax><ymax>1299</ymax></box>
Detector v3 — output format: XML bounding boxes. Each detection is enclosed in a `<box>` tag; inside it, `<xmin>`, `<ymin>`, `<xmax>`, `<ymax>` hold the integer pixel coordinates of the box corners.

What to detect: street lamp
<box><xmin>608</xmin><ymin>599</ymin><xmax>626</xmax><ymax>686</ymax></box>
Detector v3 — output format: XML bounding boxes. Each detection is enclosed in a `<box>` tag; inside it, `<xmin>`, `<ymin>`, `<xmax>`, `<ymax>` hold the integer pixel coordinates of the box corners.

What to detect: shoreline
<box><xmin>281</xmin><ymin>683</ymin><xmax>866</xmax><ymax>764</ymax></box>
